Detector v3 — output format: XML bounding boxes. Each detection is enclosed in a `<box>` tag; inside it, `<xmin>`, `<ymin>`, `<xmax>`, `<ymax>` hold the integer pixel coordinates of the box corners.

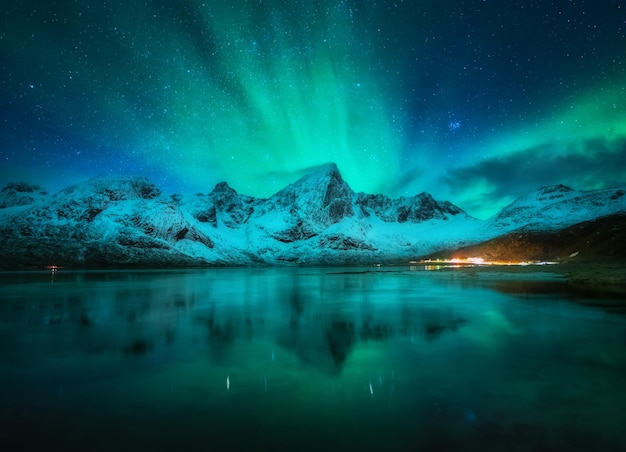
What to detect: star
<box><xmin>448</xmin><ymin>121</ymin><xmax>461</xmax><ymax>131</ymax></box>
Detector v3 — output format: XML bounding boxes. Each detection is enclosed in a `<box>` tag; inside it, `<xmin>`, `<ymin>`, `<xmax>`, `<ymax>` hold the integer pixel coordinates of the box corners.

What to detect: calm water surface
<box><xmin>1</xmin><ymin>267</ymin><xmax>625</xmax><ymax>451</ymax></box>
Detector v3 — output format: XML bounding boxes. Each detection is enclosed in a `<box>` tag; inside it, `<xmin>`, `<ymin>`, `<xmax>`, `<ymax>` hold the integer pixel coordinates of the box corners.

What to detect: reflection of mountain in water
<box><xmin>275</xmin><ymin>319</ymin><xmax>358</xmax><ymax>375</ymax></box>
<box><xmin>0</xmin><ymin>269</ymin><xmax>476</xmax><ymax>373</ymax></box>
<box><xmin>424</xmin><ymin>318</ymin><xmax>467</xmax><ymax>341</ymax></box>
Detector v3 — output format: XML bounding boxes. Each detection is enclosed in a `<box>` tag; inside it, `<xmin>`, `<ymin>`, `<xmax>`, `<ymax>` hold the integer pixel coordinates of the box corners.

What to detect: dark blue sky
<box><xmin>2</xmin><ymin>0</ymin><xmax>625</xmax><ymax>218</ymax></box>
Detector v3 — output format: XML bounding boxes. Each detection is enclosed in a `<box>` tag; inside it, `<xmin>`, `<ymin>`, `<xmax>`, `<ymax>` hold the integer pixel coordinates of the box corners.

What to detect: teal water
<box><xmin>1</xmin><ymin>268</ymin><xmax>625</xmax><ymax>451</ymax></box>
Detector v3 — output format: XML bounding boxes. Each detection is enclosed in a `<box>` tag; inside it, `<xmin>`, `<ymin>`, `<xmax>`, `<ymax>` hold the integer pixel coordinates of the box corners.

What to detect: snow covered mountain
<box><xmin>0</xmin><ymin>165</ymin><xmax>624</xmax><ymax>268</ymax></box>
<box><xmin>177</xmin><ymin>163</ymin><xmax>477</xmax><ymax>265</ymax></box>
<box><xmin>485</xmin><ymin>184</ymin><xmax>626</xmax><ymax>232</ymax></box>
<box><xmin>0</xmin><ymin>176</ymin><xmax>215</xmax><ymax>268</ymax></box>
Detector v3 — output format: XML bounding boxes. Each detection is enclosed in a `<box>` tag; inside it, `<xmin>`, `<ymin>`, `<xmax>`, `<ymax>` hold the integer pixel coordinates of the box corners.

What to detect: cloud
<box><xmin>443</xmin><ymin>137</ymin><xmax>626</xmax><ymax>195</ymax></box>
<box><xmin>387</xmin><ymin>165</ymin><xmax>426</xmax><ymax>196</ymax></box>
<box><xmin>441</xmin><ymin>136</ymin><xmax>626</xmax><ymax>218</ymax></box>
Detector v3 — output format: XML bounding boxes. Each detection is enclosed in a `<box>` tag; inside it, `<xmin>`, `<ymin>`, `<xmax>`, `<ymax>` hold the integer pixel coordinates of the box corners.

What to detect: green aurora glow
<box><xmin>1</xmin><ymin>0</ymin><xmax>625</xmax><ymax>218</ymax></box>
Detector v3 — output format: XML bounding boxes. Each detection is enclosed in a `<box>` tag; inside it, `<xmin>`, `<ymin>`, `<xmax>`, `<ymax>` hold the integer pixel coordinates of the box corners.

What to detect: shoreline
<box><xmin>414</xmin><ymin>262</ymin><xmax>626</xmax><ymax>314</ymax></box>
<box><xmin>428</xmin><ymin>262</ymin><xmax>626</xmax><ymax>300</ymax></box>
<box><xmin>1</xmin><ymin>261</ymin><xmax>624</xmax><ymax>296</ymax></box>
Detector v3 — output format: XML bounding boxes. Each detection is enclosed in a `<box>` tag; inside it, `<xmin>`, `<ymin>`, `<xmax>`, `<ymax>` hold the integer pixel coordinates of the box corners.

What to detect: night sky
<box><xmin>2</xmin><ymin>1</ymin><xmax>625</xmax><ymax>219</ymax></box>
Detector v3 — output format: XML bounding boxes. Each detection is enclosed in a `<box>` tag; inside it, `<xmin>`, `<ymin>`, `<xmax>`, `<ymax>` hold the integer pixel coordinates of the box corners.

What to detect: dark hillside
<box><xmin>427</xmin><ymin>214</ymin><xmax>626</xmax><ymax>263</ymax></box>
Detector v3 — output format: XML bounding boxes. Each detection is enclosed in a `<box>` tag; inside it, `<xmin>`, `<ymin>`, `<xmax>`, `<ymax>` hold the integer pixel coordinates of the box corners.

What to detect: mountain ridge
<box><xmin>0</xmin><ymin>166</ymin><xmax>624</xmax><ymax>268</ymax></box>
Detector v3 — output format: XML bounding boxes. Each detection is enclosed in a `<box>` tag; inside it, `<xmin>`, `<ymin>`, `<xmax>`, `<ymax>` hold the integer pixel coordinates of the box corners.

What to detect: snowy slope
<box><xmin>0</xmin><ymin>170</ymin><xmax>624</xmax><ymax>268</ymax></box>
<box><xmin>485</xmin><ymin>184</ymin><xmax>626</xmax><ymax>232</ymax></box>
<box><xmin>0</xmin><ymin>177</ymin><xmax>216</xmax><ymax>267</ymax></box>
<box><xmin>0</xmin><ymin>182</ymin><xmax>49</xmax><ymax>210</ymax></box>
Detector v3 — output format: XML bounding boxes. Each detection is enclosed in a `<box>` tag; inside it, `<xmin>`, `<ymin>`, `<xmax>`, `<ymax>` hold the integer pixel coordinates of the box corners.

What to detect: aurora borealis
<box><xmin>2</xmin><ymin>1</ymin><xmax>625</xmax><ymax>218</ymax></box>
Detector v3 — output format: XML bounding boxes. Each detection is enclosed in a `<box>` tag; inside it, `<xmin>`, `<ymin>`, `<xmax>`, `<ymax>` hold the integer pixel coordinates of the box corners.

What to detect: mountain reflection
<box><xmin>2</xmin><ymin>268</ymin><xmax>626</xmax><ymax>451</ymax></box>
<box><xmin>0</xmin><ymin>268</ymin><xmax>479</xmax><ymax>373</ymax></box>
<box><xmin>326</xmin><ymin>320</ymin><xmax>356</xmax><ymax>366</ymax></box>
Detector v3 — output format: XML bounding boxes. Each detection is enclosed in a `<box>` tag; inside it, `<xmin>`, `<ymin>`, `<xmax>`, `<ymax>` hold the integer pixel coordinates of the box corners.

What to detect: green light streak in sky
<box><xmin>437</xmin><ymin>82</ymin><xmax>626</xmax><ymax>219</ymax></box>
<box><xmin>139</xmin><ymin>1</ymin><xmax>405</xmax><ymax>196</ymax></box>
<box><xmin>469</xmin><ymin>83</ymin><xmax>626</xmax><ymax>161</ymax></box>
<box><xmin>9</xmin><ymin>0</ymin><xmax>622</xmax><ymax>213</ymax></box>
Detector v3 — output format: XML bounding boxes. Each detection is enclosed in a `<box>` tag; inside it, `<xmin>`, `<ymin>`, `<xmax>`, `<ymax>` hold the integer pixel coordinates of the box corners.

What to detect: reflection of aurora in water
<box><xmin>1</xmin><ymin>268</ymin><xmax>626</xmax><ymax>450</ymax></box>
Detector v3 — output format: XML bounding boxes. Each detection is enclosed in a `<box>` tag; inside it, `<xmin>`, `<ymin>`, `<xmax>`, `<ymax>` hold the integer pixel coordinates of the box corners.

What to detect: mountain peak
<box><xmin>489</xmin><ymin>183</ymin><xmax>626</xmax><ymax>234</ymax></box>
<box><xmin>293</xmin><ymin>162</ymin><xmax>342</xmax><ymax>185</ymax></box>
<box><xmin>270</xmin><ymin>163</ymin><xmax>353</xmax><ymax>226</ymax></box>
<box><xmin>314</xmin><ymin>162</ymin><xmax>339</xmax><ymax>174</ymax></box>
<box><xmin>537</xmin><ymin>184</ymin><xmax>573</xmax><ymax>195</ymax></box>
<box><xmin>58</xmin><ymin>175</ymin><xmax>161</xmax><ymax>201</ymax></box>
<box><xmin>211</xmin><ymin>181</ymin><xmax>237</xmax><ymax>195</ymax></box>
<box><xmin>321</xmin><ymin>162</ymin><xmax>341</xmax><ymax>178</ymax></box>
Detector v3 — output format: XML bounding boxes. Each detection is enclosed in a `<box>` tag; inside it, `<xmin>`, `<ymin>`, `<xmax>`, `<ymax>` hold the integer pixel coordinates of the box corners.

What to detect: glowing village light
<box><xmin>417</xmin><ymin>256</ymin><xmax>559</xmax><ymax>268</ymax></box>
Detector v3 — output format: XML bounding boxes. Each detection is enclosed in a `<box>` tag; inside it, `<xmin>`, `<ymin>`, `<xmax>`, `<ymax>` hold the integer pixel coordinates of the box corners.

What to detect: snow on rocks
<box><xmin>0</xmin><ymin>169</ymin><xmax>624</xmax><ymax>268</ymax></box>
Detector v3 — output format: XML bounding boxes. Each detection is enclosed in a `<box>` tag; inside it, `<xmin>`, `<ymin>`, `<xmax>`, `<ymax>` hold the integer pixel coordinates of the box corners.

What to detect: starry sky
<box><xmin>2</xmin><ymin>0</ymin><xmax>625</xmax><ymax>219</ymax></box>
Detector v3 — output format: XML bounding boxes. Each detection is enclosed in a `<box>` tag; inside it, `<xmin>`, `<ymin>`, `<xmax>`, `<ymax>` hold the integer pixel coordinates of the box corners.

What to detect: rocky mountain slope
<box><xmin>486</xmin><ymin>184</ymin><xmax>626</xmax><ymax>232</ymax></box>
<box><xmin>0</xmin><ymin>164</ymin><xmax>624</xmax><ymax>268</ymax></box>
<box><xmin>0</xmin><ymin>182</ymin><xmax>49</xmax><ymax>208</ymax></box>
<box><xmin>430</xmin><ymin>213</ymin><xmax>626</xmax><ymax>263</ymax></box>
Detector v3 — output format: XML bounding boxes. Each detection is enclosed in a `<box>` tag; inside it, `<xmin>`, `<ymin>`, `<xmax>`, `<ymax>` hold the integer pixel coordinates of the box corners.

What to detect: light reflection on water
<box><xmin>1</xmin><ymin>267</ymin><xmax>625</xmax><ymax>450</ymax></box>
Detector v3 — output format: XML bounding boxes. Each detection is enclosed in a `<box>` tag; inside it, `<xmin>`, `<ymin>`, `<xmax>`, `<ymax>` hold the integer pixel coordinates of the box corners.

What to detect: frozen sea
<box><xmin>1</xmin><ymin>267</ymin><xmax>625</xmax><ymax>451</ymax></box>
